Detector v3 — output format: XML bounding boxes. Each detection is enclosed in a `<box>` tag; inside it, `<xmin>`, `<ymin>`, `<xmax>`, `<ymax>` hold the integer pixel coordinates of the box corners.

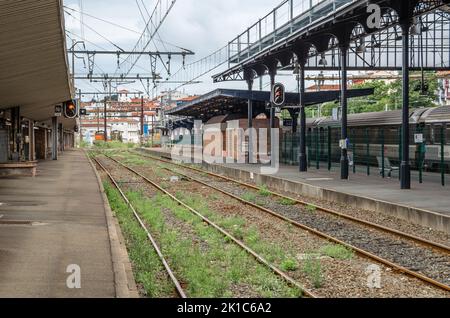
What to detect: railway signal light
<box><xmin>272</xmin><ymin>83</ymin><xmax>285</xmax><ymax>107</ymax></box>
<box><xmin>64</xmin><ymin>100</ymin><xmax>78</xmax><ymax>119</ymax></box>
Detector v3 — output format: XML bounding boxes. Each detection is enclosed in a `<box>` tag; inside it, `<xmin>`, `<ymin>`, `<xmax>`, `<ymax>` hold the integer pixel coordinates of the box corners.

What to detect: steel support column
<box><xmin>340</xmin><ymin>45</ymin><xmax>349</xmax><ymax>180</ymax></box>
<box><xmin>299</xmin><ymin>64</ymin><xmax>307</xmax><ymax>172</ymax></box>
<box><xmin>401</xmin><ymin>23</ymin><xmax>411</xmax><ymax>189</ymax></box>
<box><xmin>29</xmin><ymin>120</ymin><xmax>35</xmax><ymax>161</ymax></box>
<box><xmin>247</xmin><ymin>77</ymin><xmax>254</xmax><ymax>163</ymax></box>
<box><xmin>269</xmin><ymin>71</ymin><xmax>276</xmax><ymax>167</ymax></box>
<box><xmin>52</xmin><ymin>116</ymin><xmax>58</xmax><ymax>160</ymax></box>
<box><xmin>104</xmin><ymin>98</ymin><xmax>108</xmax><ymax>142</ymax></box>
<box><xmin>291</xmin><ymin>111</ymin><xmax>298</xmax><ymax>134</ymax></box>
<box><xmin>140</xmin><ymin>96</ymin><xmax>145</xmax><ymax>145</ymax></box>
<box><xmin>59</xmin><ymin>123</ymin><xmax>64</xmax><ymax>152</ymax></box>
<box><xmin>79</xmin><ymin>89</ymin><xmax>83</xmax><ymax>145</ymax></box>
<box><xmin>10</xmin><ymin>107</ymin><xmax>20</xmax><ymax>160</ymax></box>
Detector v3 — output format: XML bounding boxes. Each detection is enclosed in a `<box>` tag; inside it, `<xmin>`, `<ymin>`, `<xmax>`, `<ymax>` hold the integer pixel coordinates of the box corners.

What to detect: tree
<box><xmin>347</xmin><ymin>72</ymin><xmax>438</xmax><ymax>113</ymax></box>
<box><xmin>303</xmin><ymin>72</ymin><xmax>439</xmax><ymax>119</ymax></box>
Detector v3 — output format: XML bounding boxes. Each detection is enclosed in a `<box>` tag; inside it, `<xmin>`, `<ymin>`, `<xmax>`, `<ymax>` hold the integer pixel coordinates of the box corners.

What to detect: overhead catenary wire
<box><xmin>116</xmin><ymin>0</ymin><xmax>177</xmax><ymax>77</ymax></box>
<box><xmin>65</xmin><ymin>29</ymin><xmax>153</xmax><ymax>76</ymax></box>
<box><xmin>64</xmin><ymin>5</ymin><xmax>141</xmax><ymax>35</ymax></box>
<box><xmin>65</xmin><ymin>10</ymin><xmax>125</xmax><ymax>52</ymax></box>
<box><xmin>65</xmin><ymin>1</ymin><xmax>193</xmax><ymax>97</ymax></box>
<box><xmin>166</xmin><ymin>45</ymin><xmax>229</xmax><ymax>92</ymax></box>
<box><xmin>66</xmin><ymin>4</ymin><xmax>186</xmax><ymax>51</ymax></box>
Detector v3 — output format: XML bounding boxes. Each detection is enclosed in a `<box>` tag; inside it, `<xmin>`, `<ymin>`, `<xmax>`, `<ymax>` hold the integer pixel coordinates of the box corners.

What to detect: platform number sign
<box><xmin>54</xmin><ymin>105</ymin><xmax>62</xmax><ymax>117</ymax></box>
<box><xmin>272</xmin><ymin>83</ymin><xmax>285</xmax><ymax>107</ymax></box>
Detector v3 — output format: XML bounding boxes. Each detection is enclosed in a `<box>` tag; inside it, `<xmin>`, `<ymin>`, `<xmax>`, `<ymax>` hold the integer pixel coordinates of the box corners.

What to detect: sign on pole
<box><xmin>414</xmin><ymin>133</ymin><xmax>424</xmax><ymax>144</ymax></box>
<box><xmin>54</xmin><ymin>105</ymin><xmax>62</xmax><ymax>117</ymax></box>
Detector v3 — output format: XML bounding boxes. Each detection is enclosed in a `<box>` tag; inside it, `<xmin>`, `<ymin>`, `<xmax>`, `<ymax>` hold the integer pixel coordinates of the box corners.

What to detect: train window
<box><xmin>386</xmin><ymin>128</ymin><xmax>398</xmax><ymax>144</ymax></box>
<box><xmin>433</xmin><ymin>125</ymin><xmax>445</xmax><ymax>144</ymax></box>
<box><xmin>424</xmin><ymin>125</ymin><xmax>432</xmax><ymax>145</ymax></box>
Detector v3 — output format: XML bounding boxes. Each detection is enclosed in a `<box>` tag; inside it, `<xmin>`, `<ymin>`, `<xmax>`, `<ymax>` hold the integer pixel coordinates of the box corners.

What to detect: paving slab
<box><xmin>0</xmin><ymin>149</ymin><xmax>117</xmax><ymax>298</ymax></box>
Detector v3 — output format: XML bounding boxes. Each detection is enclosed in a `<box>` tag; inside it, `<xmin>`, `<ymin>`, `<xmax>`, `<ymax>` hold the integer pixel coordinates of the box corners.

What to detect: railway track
<box><xmin>94</xmin><ymin>155</ymin><xmax>318</xmax><ymax>298</ymax></box>
<box><xmin>93</xmin><ymin>157</ymin><xmax>187</xmax><ymax>298</ymax></box>
<box><xmin>122</xmin><ymin>150</ymin><xmax>450</xmax><ymax>293</ymax></box>
<box><xmin>132</xmin><ymin>150</ymin><xmax>450</xmax><ymax>254</ymax></box>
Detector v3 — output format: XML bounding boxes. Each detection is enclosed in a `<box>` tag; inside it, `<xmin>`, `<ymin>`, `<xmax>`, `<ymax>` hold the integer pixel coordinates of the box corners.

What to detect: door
<box><xmin>0</xmin><ymin>129</ymin><xmax>8</xmax><ymax>163</ymax></box>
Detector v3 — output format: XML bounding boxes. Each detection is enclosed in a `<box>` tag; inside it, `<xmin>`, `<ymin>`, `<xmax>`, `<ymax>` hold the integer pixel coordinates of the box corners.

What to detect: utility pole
<box><xmin>104</xmin><ymin>97</ymin><xmax>107</xmax><ymax>142</ymax></box>
<box><xmin>97</xmin><ymin>102</ymin><xmax>100</xmax><ymax>135</ymax></box>
<box><xmin>72</xmin><ymin>40</ymin><xmax>76</xmax><ymax>90</ymax></box>
<box><xmin>152</xmin><ymin>112</ymin><xmax>155</xmax><ymax>147</ymax></box>
<box><xmin>78</xmin><ymin>89</ymin><xmax>83</xmax><ymax>145</ymax></box>
<box><xmin>140</xmin><ymin>96</ymin><xmax>145</xmax><ymax>145</ymax></box>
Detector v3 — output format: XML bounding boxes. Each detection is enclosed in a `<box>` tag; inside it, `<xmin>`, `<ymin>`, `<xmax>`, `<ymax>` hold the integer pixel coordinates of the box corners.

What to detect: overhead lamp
<box><xmin>410</xmin><ymin>17</ymin><xmax>422</xmax><ymax>36</ymax></box>
<box><xmin>410</xmin><ymin>23</ymin><xmax>421</xmax><ymax>36</ymax></box>
<box><xmin>356</xmin><ymin>40</ymin><xmax>366</xmax><ymax>54</ymax></box>
<box><xmin>318</xmin><ymin>53</ymin><xmax>327</xmax><ymax>66</ymax></box>
<box><xmin>293</xmin><ymin>62</ymin><xmax>300</xmax><ymax>75</ymax></box>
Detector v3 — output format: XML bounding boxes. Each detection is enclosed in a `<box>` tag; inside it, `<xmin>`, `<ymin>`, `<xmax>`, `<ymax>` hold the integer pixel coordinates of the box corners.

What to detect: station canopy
<box><xmin>167</xmin><ymin>88</ymin><xmax>374</xmax><ymax>122</ymax></box>
<box><xmin>0</xmin><ymin>0</ymin><xmax>74</xmax><ymax>128</ymax></box>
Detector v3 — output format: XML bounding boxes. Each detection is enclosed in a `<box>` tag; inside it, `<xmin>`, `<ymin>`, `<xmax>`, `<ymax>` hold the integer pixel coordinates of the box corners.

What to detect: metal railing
<box><xmin>281</xmin><ymin>127</ymin><xmax>449</xmax><ymax>186</ymax></box>
<box><xmin>227</xmin><ymin>0</ymin><xmax>355</xmax><ymax>66</ymax></box>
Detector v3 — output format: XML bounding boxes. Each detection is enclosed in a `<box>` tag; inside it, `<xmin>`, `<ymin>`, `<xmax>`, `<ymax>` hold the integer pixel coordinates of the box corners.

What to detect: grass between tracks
<box><xmin>104</xmin><ymin>181</ymin><xmax>301</xmax><ymax>298</ymax></box>
<box><xmin>104</xmin><ymin>182</ymin><xmax>175</xmax><ymax>298</ymax></box>
<box><xmin>108</xmin><ymin>150</ymin><xmax>356</xmax><ymax>292</ymax></box>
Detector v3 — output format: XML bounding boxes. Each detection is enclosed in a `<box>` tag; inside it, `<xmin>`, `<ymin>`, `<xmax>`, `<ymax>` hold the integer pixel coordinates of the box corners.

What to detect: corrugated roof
<box><xmin>0</xmin><ymin>0</ymin><xmax>73</xmax><ymax>127</ymax></box>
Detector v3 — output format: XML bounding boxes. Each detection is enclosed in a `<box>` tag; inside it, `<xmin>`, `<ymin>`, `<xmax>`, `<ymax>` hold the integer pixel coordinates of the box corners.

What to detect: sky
<box><xmin>64</xmin><ymin>0</ymin><xmax>294</xmax><ymax>100</ymax></box>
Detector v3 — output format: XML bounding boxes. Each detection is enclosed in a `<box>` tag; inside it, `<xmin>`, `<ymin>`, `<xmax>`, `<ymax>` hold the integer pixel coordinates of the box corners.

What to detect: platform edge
<box><xmin>85</xmin><ymin>150</ymin><xmax>139</xmax><ymax>298</ymax></box>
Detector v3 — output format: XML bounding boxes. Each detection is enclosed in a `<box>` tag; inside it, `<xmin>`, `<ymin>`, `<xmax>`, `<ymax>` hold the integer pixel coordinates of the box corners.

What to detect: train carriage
<box><xmin>303</xmin><ymin>106</ymin><xmax>450</xmax><ymax>172</ymax></box>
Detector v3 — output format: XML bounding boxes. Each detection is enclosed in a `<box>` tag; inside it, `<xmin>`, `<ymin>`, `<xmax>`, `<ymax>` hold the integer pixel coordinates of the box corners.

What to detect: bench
<box><xmin>0</xmin><ymin>161</ymin><xmax>37</xmax><ymax>177</ymax></box>
<box><xmin>377</xmin><ymin>156</ymin><xmax>399</xmax><ymax>178</ymax></box>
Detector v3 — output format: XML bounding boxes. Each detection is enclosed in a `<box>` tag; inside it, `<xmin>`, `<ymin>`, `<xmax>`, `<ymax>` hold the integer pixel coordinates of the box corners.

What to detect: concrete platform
<box><xmin>0</xmin><ymin>149</ymin><xmax>136</xmax><ymax>298</ymax></box>
<box><xmin>142</xmin><ymin>148</ymin><xmax>450</xmax><ymax>234</ymax></box>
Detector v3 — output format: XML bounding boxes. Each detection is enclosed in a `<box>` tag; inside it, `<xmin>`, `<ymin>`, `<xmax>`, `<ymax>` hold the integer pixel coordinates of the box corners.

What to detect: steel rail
<box><xmin>132</xmin><ymin>150</ymin><xmax>450</xmax><ymax>254</ymax></box>
<box><xmin>93</xmin><ymin>157</ymin><xmax>187</xmax><ymax>299</ymax></box>
<box><xmin>126</xmin><ymin>152</ymin><xmax>450</xmax><ymax>293</ymax></box>
<box><xmin>104</xmin><ymin>155</ymin><xmax>317</xmax><ymax>298</ymax></box>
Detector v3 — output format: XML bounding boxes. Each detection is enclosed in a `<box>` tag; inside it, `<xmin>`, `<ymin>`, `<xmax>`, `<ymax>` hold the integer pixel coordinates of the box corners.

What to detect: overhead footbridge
<box><xmin>212</xmin><ymin>0</ymin><xmax>450</xmax><ymax>189</ymax></box>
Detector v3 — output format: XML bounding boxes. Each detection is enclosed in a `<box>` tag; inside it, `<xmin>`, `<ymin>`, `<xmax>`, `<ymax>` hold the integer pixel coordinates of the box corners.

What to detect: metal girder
<box><xmin>68</xmin><ymin>50</ymin><xmax>193</xmax><ymax>56</ymax></box>
<box><xmin>213</xmin><ymin>0</ymin><xmax>450</xmax><ymax>83</ymax></box>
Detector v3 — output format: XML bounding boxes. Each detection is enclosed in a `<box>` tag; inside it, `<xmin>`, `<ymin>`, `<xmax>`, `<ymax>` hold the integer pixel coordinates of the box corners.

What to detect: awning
<box><xmin>167</xmin><ymin>88</ymin><xmax>374</xmax><ymax>122</ymax></box>
<box><xmin>0</xmin><ymin>0</ymin><xmax>74</xmax><ymax>128</ymax></box>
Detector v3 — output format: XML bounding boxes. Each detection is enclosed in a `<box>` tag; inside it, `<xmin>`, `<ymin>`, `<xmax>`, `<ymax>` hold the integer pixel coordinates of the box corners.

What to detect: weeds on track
<box><xmin>110</xmin><ymin>187</ymin><xmax>300</xmax><ymax>298</ymax></box>
<box><xmin>241</xmin><ymin>192</ymin><xmax>257</xmax><ymax>203</ymax></box>
<box><xmin>280</xmin><ymin>258</ymin><xmax>299</xmax><ymax>272</ymax></box>
<box><xmin>123</xmin><ymin>157</ymin><xmax>148</xmax><ymax>166</ymax></box>
<box><xmin>278</xmin><ymin>198</ymin><xmax>296</xmax><ymax>206</ymax></box>
<box><xmin>303</xmin><ymin>254</ymin><xmax>323</xmax><ymax>289</ymax></box>
<box><xmin>176</xmin><ymin>192</ymin><xmax>305</xmax><ymax>276</ymax></box>
<box><xmin>319</xmin><ymin>244</ymin><xmax>354</xmax><ymax>260</ymax></box>
<box><xmin>103</xmin><ymin>182</ymin><xmax>174</xmax><ymax>297</ymax></box>
<box><xmin>306</xmin><ymin>204</ymin><xmax>317</xmax><ymax>213</ymax></box>
<box><xmin>258</xmin><ymin>185</ymin><xmax>271</xmax><ymax>197</ymax></box>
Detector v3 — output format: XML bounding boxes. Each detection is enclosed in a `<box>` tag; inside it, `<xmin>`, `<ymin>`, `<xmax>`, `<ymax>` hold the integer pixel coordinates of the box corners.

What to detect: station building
<box><xmin>0</xmin><ymin>0</ymin><xmax>76</xmax><ymax>176</ymax></box>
